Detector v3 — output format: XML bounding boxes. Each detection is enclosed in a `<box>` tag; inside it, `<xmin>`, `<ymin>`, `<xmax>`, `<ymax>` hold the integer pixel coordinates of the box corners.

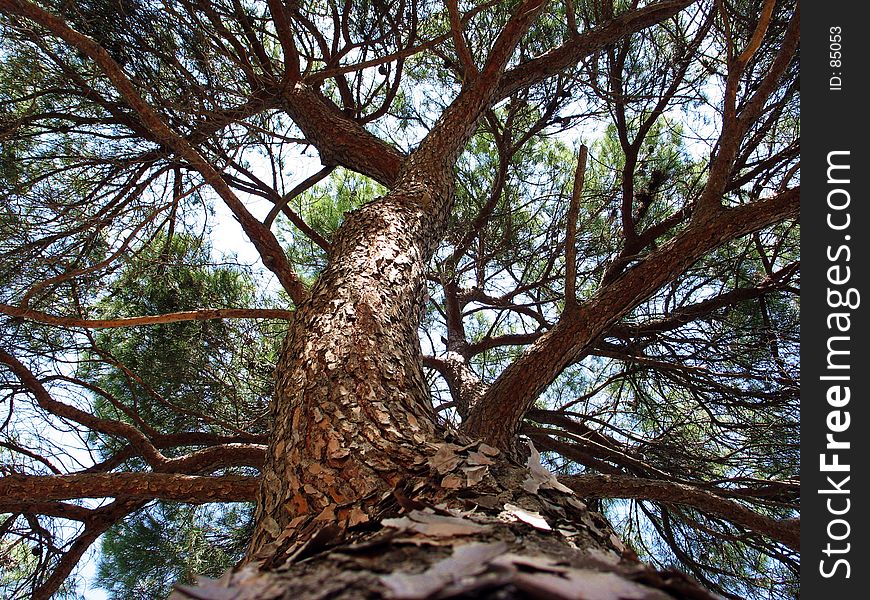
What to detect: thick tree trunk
<box><xmin>248</xmin><ymin>181</ymin><xmax>449</xmax><ymax>558</ymax></box>
<box><xmin>181</xmin><ymin>459</ymin><xmax>721</xmax><ymax>599</ymax></box>
<box><xmin>247</xmin><ymin>0</ymin><xmax>551</xmax><ymax>556</ymax></box>
<box><xmin>236</xmin><ymin>175</ymin><xmax>717</xmax><ymax>599</ymax></box>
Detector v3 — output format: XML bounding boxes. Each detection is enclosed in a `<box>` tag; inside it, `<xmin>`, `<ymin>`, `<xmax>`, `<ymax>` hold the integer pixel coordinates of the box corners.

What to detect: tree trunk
<box><xmin>247</xmin><ymin>186</ymin><xmax>449</xmax><ymax>557</ymax></box>
<box><xmin>227</xmin><ymin>172</ymin><xmax>717</xmax><ymax>599</ymax></box>
<box><xmin>181</xmin><ymin>456</ymin><xmax>719</xmax><ymax>599</ymax></box>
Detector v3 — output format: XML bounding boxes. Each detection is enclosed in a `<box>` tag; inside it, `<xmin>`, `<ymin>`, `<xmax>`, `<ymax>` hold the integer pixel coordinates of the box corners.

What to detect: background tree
<box><xmin>0</xmin><ymin>0</ymin><xmax>799</xmax><ymax>599</ymax></box>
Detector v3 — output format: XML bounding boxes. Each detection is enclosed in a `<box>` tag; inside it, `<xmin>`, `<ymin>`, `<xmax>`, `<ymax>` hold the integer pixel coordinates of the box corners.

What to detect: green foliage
<box><xmin>0</xmin><ymin>527</ymin><xmax>39</xmax><ymax>598</ymax></box>
<box><xmin>96</xmin><ymin>502</ymin><xmax>252</xmax><ymax>600</ymax></box>
<box><xmin>82</xmin><ymin>234</ymin><xmax>280</xmax><ymax>445</ymax></box>
<box><xmin>280</xmin><ymin>168</ymin><xmax>386</xmax><ymax>280</ymax></box>
<box><xmin>74</xmin><ymin>234</ymin><xmax>279</xmax><ymax>593</ymax></box>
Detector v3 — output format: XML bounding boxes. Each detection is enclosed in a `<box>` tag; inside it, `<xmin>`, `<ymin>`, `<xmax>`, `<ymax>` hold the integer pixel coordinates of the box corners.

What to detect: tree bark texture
<box><xmin>249</xmin><ymin>187</ymin><xmax>448</xmax><ymax>558</ymax></box>
<box><xmin>248</xmin><ymin>0</ymin><xmax>552</xmax><ymax>559</ymax></box>
<box><xmin>182</xmin><ymin>453</ymin><xmax>721</xmax><ymax>600</ymax></box>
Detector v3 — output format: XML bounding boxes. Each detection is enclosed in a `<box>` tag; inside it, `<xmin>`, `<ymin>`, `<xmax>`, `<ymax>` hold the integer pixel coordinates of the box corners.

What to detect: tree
<box><xmin>82</xmin><ymin>235</ymin><xmax>264</xmax><ymax>599</ymax></box>
<box><xmin>0</xmin><ymin>0</ymin><xmax>799</xmax><ymax>599</ymax></box>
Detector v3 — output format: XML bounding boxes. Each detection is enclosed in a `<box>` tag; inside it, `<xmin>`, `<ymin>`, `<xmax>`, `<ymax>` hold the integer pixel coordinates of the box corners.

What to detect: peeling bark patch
<box><xmin>381</xmin><ymin>542</ymin><xmax>508</xmax><ymax>599</ymax></box>
<box><xmin>502</xmin><ymin>504</ymin><xmax>551</xmax><ymax>531</ymax></box>
<box><xmin>382</xmin><ymin>510</ymin><xmax>491</xmax><ymax>537</ymax></box>
<box><xmin>489</xmin><ymin>553</ymin><xmax>675</xmax><ymax>599</ymax></box>
<box><xmin>427</xmin><ymin>445</ymin><xmax>463</xmax><ymax>474</ymax></box>
<box><xmin>170</xmin><ymin>567</ymin><xmax>286</xmax><ymax>600</ymax></box>
<box><xmin>463</xmin><ymin>465</ymin><xmax>488</xmax><ymax>486</ymax></box>
<box><xmin>249</xmin><ymin>193</ymin><xmax>449</xmax><ymax>555</ymax></box>
<box><xmin>511</xmin><ymin>569</ymin><xmax>674</xmax><ymax>600</ymax></box>
<box><xmin>376</xmin><ymin>539</ymin><xmax>690</xmax><ymax>600</ymax></box>
<box><xmin>184</xmin><ymin>458</ymin><xmax>722</xmax><ymax>600</ymax></box>
<box><xmin>523</xmin><ymin>439</ymin><xmax>574</xmax><ymax>494</ymax></box>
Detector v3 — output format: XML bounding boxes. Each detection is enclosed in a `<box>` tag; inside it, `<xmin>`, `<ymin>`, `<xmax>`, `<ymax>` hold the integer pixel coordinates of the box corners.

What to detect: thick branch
<box><xmin>564</xmin><ymin>474</ymin><xmax>799</xmax><ymax>551</ymax></box>
<box><xmin>466</xmin><ymin>332</ymin><xmax>543</xmax><ymax>356</ymax></box>
<box><xmin>265</xmin><ymin>0</ymin><xmax>301</xmax><ymax>79</ymax></box>
<box><xmin>283</xmin><ymin>83</ymin><xmax>405</xmax><ymax>187</ymax></box>
<box><xmin>81</xmin><ymin>433</ymin><xmax>268</xmax><ymax>474</ymax></box>
<box><xmin>0</xmin><ymin>473</ymin><xmax>259</xmax><ymax>503</ymax></box>
<box><xmin>423</xmin><ymin>353</ymin><xmax>487</xmax><ymax>418</ymax></box>
<box><xmin>411</xmin><ymin>0</ymin><xmax>549</xmax><ymax>173</ymax></box>
<box><xmin>0</xmin><ymin>305</ymin><xmax>294</xmax><ymax>329</ymax></box>
<box><xmin>448</xmin><ymin>0</ymin><xmax>479</xmax><ymax>80</ymax></box>
<box><xmin>30</xmin><ymin>499</ymin><xmax>146</xmax><ymax>600</ymax></box>
<box><xmin>608</xmin><ymin>263</ymin><xmax>799</xmax><ymax>337</ymax></box>
<box><xmin>464</xmin><ymin>188</ymin><xmax>799</xmax><ymax>448</ymax></box>
<box><xmin>163</xmin><ymin>443</ymin><xmax>266</xmax><ymax>473</ymax></box>
<box><xmin>0</xmin><ymin>501</ymin><xmax>93</xmax><ymax>521</ymax></box>
<box><xmin>496</xmin><ymin>0</ymin><xmax>694</xmax><ymax>100</ymax></box>
<box><xmin>695</xmin><ymin>5</ymin><xmax>799</xmax><ymax>217</ymax></box>
<box><xmin>523</xmin><ymin>423</ymin><xmax>672</xmax><ymax>481</ymax></box>
<box><xmin>526</xmin><ymin>430</ymin><xmax>625</xmax><ymax>475</ymax></box>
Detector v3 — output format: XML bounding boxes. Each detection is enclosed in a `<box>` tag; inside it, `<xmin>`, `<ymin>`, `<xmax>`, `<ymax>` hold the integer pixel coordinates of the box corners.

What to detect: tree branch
<box><xmin>422</xmin><ymin>353</ymin><xmax>486</xmax><ymax>419</ymax></box>
<box><xmin>564</xmin><ymin>474</ymin><xmax>799</xmax><ymax>551</ymax></box>
<box><xmin>30</xmin><ymin>499</ymin><xmax>146</xmax><ymax>600</ymax></box>
<box><xmin>0</xmin><ymin>0</ymin><xmax>309</xmax><ymax>304</ymax></box>
<box><xmin>0</xmin><ymin>304</ymin><xmax>294</xmax><ymax>329</ymax></box>
<box><xmin>0</xmin><ymin>473</ymin><xmax>259</xmax><ymax>503</ymax></box>
<box><xmin>265</xmin><ymin>0</ymin><xmax>301</xmax><ymax>79</ymax></box>
<box><xmin>496</xmin><ymin>0</ymin><xmax>694</xmax><ymax>100</ymax></box>
<box><xmin>0</xmin><ymin>501</ymin><xmax>93</xmax><ymax>521</ymax></box>
<box><xmin>0</xmin><ymin>349</ymin><xmax>168</xmax><ymax>468</ymax></box>
<box><xmin>282</xmin><ymin>83</ymin><xmax>406</xmax><ymax>188</ymax></box>
<box><xmin>695</xmin><ymin>4</ymin><xmax>799</xmax><ymax>217</ymax></box>
<box><xmin>163</xmin><ymin>444</ymin><xmax>266</xmax><ymax>473</ymax></box>
<box><xmin>410</xmin><ymin>0</ymin><xmax>549</xmax><ymax>173</ymax></box>
<box><xmin>448</xmin><ymin>0</ymin><xmax>479</xmax><ymax>81</ymax></box>
<box><xmin>463</xmin><ymin>187</ymin><xmax>799</xmax><ymax>448</ymax></box>
<box><xmin>607</xmin><ymin>263</ymin><xmax>799</xmax><ymax>337</ymax></box>
<box><xmin>564</xmin><ymin>145</ymin><xmax>587</xmax><ymax>311</ymax></box>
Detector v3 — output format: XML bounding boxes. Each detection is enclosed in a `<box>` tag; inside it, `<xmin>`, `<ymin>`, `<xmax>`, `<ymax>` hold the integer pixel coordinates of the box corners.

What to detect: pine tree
<box><xmin>0</xmin><ymin>1</ymin><xmax>799</xmax><ymax>598</ymax></box>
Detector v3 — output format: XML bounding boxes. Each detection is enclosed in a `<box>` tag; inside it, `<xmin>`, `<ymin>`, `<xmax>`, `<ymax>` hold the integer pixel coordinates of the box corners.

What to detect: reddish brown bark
<box><xmin>0</xmin><ymin>304</ymin><xmax>294</xmax><ymax>329</ymax></box>
<box><xmin>463</xmin><ymin>189</ymin><xmax>799</xmax><ymax>449</ymax></box>
<box><xmin>0</xmin><ymin>473</ymin><xmax>259</xmax><ymax>504</ymax></box>
<box><xmin>248</xmin><ymin>0</ymin><xmax>552</xmax><ymax>557</ymax></box>
<box><xmin>248</xmin><ymin>191</ymin><xmax>445</xmax><ymax>556</ymax></box>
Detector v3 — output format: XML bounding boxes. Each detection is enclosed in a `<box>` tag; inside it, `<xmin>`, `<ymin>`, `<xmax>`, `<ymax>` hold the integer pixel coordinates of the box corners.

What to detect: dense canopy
<box><xmin>0</xmin><ymin>1</ymin><xmax>798</xmax><ymax>599</ymax></box>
